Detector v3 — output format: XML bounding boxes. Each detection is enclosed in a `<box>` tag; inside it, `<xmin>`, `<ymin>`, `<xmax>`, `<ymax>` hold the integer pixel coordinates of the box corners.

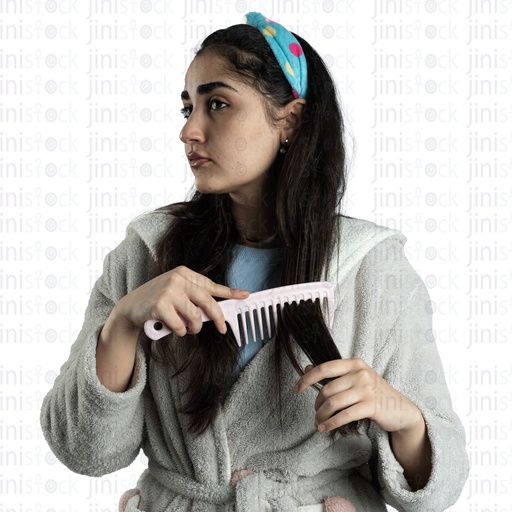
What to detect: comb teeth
<box><xmin>256</xmin><ymin>306</ymin><xmax>264</xmax><ymax>341</ymax></box>
<box><xmin>236</xmin><ymin>304</ymin><xmax>277</xmax><ymax>346</ymax></box>
<box><xmin>143</xmin><ymin>282</ymin><xmax>335</xmax><ymax>346</ymax></box>
<box><xmin>233</xmin><ymin>294</ymin><xmax>330</xmax><ymax>346</ymax></box>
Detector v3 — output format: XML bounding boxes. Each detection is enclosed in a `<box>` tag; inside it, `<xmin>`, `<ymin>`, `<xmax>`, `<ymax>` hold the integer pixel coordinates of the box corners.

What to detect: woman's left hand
<box><xmin>294</xmin><ymin>358</ymin><xmax>423</xmax><ymax>434</ymax></box>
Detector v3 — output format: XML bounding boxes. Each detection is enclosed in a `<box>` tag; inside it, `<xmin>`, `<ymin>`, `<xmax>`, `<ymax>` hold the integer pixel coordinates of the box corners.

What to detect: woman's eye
<box><xmin>180</xmin><ymin>106</ymin><xmax>192</xmax><ymax>119</ymax></box>
<box><xmin>209</xmin><ymin>99</ymin><xmax>227</xmax><ymax>111</ymax></box>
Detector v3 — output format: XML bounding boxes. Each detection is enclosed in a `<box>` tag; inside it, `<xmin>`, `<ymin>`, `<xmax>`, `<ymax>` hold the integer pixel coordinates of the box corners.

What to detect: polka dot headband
<box><xmin>244</xmin><ymin>12</ymin><xmax>308</xmax><ymax>99</ymax></box>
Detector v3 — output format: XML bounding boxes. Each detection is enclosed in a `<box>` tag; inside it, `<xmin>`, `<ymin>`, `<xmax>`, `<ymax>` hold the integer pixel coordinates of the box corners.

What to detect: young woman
<box><xmin>41</xmin><ymin>13</ymin><xmax>469</xmax><ymax>511</ymax></box>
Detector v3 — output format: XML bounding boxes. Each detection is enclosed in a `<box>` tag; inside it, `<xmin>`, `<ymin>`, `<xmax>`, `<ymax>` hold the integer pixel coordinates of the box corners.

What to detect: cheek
<box><xmin>218</xmin><ymin>126</ymin><xmax>254</xmax><ymax>159</ymax></box>
<box><xmin>234</xmin><ymin>138</ymin><xmax>277</xmax><ymax>169</ymax></box>
<box><xmin>254</xmin><ymin>132</ymin><xmax>281</xmax><ymax>159</ymax></box>
<box><xmin>215</xmin><ymin>120</ymin><xmax>250</xmax><ymax>153</ymax></box>
<box><xmin>248</xmin><ymin>122</ymin><xmax>280</xmax><ymax>152</ymax></box>
<box><xmin>238</xmin><ymin>110</ymin><xmax>279</xmax><ymax>142</ymax></box>
<box><xmin>216</xmin><ymin>114</ymin><xmax>280</xmax><ymax>165</ymax></box>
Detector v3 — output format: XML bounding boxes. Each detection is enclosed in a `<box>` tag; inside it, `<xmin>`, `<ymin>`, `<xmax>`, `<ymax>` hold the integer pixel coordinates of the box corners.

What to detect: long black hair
<box><xmin>150</xmin><ymin>24</ymin><xmax>359</xmax><ymax>436</ymax></box>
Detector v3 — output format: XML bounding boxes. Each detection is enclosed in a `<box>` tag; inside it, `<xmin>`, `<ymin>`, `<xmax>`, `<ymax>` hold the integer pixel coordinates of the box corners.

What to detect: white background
<box><xmin>1</xmin><ymin>0</ymin><xmax>511</xmax><ymax>510</ymax></box>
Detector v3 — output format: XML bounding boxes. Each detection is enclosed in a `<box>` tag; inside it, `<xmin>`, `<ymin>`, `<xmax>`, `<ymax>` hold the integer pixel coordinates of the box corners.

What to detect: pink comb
<box><xmin>144</xmin><ymin>281</ymin><xmax>335</xmax><ymax>346</ymax></box>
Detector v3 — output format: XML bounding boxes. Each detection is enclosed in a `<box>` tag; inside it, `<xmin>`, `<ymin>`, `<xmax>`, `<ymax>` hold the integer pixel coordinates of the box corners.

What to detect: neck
<box><xmin>229</xmin><ymin>189</ymin><xmax>277</xmax><ymax>247</ymax></box>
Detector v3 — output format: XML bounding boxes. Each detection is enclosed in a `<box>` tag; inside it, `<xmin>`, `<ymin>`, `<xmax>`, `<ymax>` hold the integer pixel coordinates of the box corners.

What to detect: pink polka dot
<box><xmin>289</xmin><ymin>43</ymin><xmax>303</xmax><ymax>57</ymax></box>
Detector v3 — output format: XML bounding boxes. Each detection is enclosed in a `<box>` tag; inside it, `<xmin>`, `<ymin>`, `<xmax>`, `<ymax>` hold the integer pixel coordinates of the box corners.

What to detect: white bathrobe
<box><xmin>40</xmin><ymin>211</ymin><xmax>469</xmax><ymax>511</ymax></box>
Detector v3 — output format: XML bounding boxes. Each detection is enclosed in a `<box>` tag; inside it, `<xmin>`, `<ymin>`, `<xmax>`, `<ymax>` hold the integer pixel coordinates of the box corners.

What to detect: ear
<box><xmin>281</xmin><ymin>99</ymin><xmax>306</xmax><ymax>144</ymax></box>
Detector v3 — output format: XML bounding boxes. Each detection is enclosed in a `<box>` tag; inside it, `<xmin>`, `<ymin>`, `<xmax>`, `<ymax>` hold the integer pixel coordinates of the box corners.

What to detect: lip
<box><xmin>187</xmin><ymin>152</ymin><xmax>211</xmax><ymax>168</ymax></box>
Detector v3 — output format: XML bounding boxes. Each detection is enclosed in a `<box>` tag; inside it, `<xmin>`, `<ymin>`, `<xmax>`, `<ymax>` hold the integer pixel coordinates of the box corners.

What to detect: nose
<box><xmin>179</xmin><ymin>112</ymin><xmax>205</xmax><ymax>145</ymax></box>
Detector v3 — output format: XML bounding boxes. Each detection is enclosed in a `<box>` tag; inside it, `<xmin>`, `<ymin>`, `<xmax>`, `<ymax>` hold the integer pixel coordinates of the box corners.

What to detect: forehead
<box><xmin>184</xmin><ymin>53</ymin><xmax>231</xmax><ymax>89</ymax></box>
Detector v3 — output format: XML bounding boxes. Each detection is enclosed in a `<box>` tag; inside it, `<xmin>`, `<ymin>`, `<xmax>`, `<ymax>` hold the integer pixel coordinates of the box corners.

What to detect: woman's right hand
<box><xmin>97</xmin><ymin>266</ymin><xmax>249</xmax><ymax>392</ymax></box>
<box><xmin>107</xmin><ymin>265</ymin><xmax>250</xmax><ymax>338</ymax></box>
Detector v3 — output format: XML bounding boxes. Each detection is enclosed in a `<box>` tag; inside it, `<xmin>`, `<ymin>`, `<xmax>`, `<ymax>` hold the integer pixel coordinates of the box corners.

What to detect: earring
<box><xmin>279</xmin><ymin>138</ymin><xmax>289</xmax><ymax>154</ymax></box>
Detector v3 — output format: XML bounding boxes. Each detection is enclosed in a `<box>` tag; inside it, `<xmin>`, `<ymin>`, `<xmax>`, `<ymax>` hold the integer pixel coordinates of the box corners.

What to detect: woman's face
<box><xmin>179</xmin><ymin>52</ymin><xmax>284</xmax><ymax>203</ymax></box>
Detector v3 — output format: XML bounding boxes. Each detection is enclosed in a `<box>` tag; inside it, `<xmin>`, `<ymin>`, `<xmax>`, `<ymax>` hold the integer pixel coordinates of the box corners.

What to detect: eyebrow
<box><xmin>181</xmin><ymin>81</ymin><xmax>237</xmax><ymax>100</ymax></box>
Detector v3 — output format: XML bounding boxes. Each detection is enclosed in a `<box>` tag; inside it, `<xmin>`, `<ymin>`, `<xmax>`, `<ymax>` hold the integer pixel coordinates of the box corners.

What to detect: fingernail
<box><xmin>318</xmin><ymin>424</ymin><xmax>326</xmax><ymax>432</ymax></box>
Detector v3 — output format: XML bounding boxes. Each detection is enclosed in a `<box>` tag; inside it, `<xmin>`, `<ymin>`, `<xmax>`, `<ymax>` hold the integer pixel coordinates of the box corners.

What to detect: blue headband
<box><xmin>244</xmin><ymin>12</ymin><xmax>308</xmax><ymax>99</ymax></box>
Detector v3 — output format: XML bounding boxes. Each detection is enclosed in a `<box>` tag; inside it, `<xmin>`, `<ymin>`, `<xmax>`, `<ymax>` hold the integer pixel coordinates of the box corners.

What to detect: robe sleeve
<box><xmin>358</xmin><ymin>239</ymin><xmax>469</xmax><ymax>511</ymax></box>
<box><xmin>40</xmin><ymin>226</ymin><xmax>151</xmax><ymax>477</ymax></box>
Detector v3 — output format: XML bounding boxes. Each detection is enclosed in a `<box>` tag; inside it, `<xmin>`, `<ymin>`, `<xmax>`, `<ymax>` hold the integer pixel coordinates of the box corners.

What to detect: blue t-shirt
<box><xmin>226</xmin><ymin>244</ymin><xmax>284</xmax><ymax>378</ymax></box>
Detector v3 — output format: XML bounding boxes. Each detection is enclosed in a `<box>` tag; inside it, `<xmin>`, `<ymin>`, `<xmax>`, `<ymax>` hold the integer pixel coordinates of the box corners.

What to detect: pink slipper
<box><xmin>324</xmin><ymin>496</ymin><xmax>356</xmax><ymax>512</ymax></box>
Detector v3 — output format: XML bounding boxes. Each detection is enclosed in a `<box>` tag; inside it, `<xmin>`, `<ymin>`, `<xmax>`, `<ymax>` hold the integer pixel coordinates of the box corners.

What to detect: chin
<box><xmin>194</xmin><ymin>181</ymin><xmax>227</xmax><ymax>195</ymax></box>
